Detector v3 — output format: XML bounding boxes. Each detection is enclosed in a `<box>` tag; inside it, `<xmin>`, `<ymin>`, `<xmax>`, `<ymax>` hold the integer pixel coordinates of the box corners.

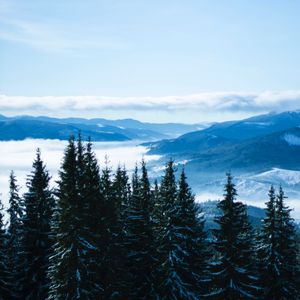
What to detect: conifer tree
<box><xmin>98</xmin><ymin>158</ymin><xmax>115</xmax><ymax>298</ymax></box>
<box><xmin>258</xmin><ymin>186</ymin><xmax>300</xmax><ymax>299</ymax></box>
<box><xmin>155</xmin><ymin>161</ymin><xmax>206</xmax><ymax>299</ymax></box>
<box><xmin>256</xmin><ymin>186</ymin><xmax>278</xmax><ymax>300</ymax></box>
<box><xmin>107</xmin><ymin>165</ymin><xmax>131</xmax><ymax>298</ymax></box>
<box><xmin>6</xmin><ymin>171</ymin><xmax>24</xmax><ymax>298</ymax></box>
<box><xmin>48</xmin><ymin>137</ymin><xmax>96</xmax><ymax>299</ymax></box>
<box><xmin>81</xmin><ymin>139</ymin><xmax>105</xmax><ymax>298</ymax></box>
<box><xmin>210</xmin><ymin>173</ymin><xmax>257</xmax><ymax>300</ymax></box>
<box><xmin>21</xmin><ymin>149</ymin><xmax>55</xmax><ymax>299</ymax></box>
<box><xmin>98</xmin><ymin>159</ymin><xmax>129</xmax><ymax>298</ymax></box>
<box><xmin>177</xmin><ymin>169</ymin><xmax>210</xmax><ymax>297</ymax></box>
<box><xmin>275</xmin><ymin>186</ymin><xmax>300</xmax><ymax>299</ymax></box>
<box><xmin>126</xmin><ymin>161</ymin><xmax>157</xmax><ymax>299</ymax></box>
<box><xmin>0</xmin><ymin>198</ymin><xmax>9</xmax><ymax>299</ymax></box>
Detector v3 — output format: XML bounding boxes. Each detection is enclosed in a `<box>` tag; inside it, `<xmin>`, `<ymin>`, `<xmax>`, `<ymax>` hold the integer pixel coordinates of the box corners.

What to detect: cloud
<box><xmin>1</xmin><ymin>91</ymin><xmax>300</xmax><ymax>118</ymax></box>
<box><xmin>0</xmin><ymin>139</ymin><xmax>158</xmax><ymax>211</ymax></box>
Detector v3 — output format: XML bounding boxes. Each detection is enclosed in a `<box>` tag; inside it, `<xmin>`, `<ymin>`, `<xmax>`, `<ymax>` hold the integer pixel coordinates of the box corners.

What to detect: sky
<box><xmin>1</xmin><ymin>0</ymin><xmax>300</xmax><ymax>123</ymax></box>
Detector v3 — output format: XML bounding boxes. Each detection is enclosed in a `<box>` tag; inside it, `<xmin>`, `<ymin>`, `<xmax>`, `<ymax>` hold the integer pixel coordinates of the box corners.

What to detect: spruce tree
<box><xmin>0</xmin><ymin>198</ymin><xmax>10</xmax><ymax>299</ymax></box>
<box><xmin>275</xmin><ymin>186</ymin><xmax>300</xmax><ymax>299</ymax></box>
<box><xmin>99</xmin><ymin>159</ymin><xmax>115</xmax><ymax>298</ymax></box>
<box><xmin>258</xmin><ymin>186</ymin><xmax>300</xmax><ymax>299</ymax></box>
<box><xmin>6</xmin><ymin>171</ymin><xmax>24</xmax><ymax>298</ymax></box>
<box><xmin>107</xmin><ymin>165</ymin><xmax>131</xmax><ymax>298</ymax></box>
<box><xmin>210</xmin><ymin>173</ymin><xmax>257</xmax><ymax>300</ymax></box>
<box><xmin>81</xmin><ymin>139</ymin><xmax>105</xmax><ymax>298</ymax></box>
<box><xmin>177</xmin><ymin>169</ymin><xmax>210</xmax><ymax>297</ymax></box>
<box><xmin>256</xmin><ymin>186</ymin><xmax>278</xmax><ymax>300</ymax></box>
<box><xmin>48</xmin><ymin>137</ymin><xmax>96</xmax><ymax>299</ymax></box>
<box><xmin>21</xmin><ymin>149</ymin><xmax>55</xmax><ymax>299</ymax></box>
<box><xmin>156</xmin><ymin>160</ymin><xmax>206</xmax><ymax>299</ymax></box>
<box><xmin>126</xmin><ymin>161</ymin><xmax>157</xmax><ymax>299</ymax></box>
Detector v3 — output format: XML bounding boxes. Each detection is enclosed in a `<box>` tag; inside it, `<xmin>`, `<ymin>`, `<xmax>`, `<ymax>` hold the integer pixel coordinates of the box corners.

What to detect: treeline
<box><xmin>0</xmin><ymin>136</ymin><xmax>299</xmax><ymax>300</ymax></box>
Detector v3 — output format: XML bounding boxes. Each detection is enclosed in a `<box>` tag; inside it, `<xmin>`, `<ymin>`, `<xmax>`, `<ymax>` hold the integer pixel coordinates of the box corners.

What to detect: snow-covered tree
<box><xmin>210</xmin><ymin>173</ymin><xmax>257</xmax><ymax>300</ymax></box>
<box><xmin>257</xmin><ymin>186</ymin><xmax>300</xmax><ymax>300</ymax></box>
<box><xmin>155</xmin><ymin>161</ymin><xmax>209</xmax><ymax>299</ymax></box>
<box><xmin>6</xmin><ymin>171</ymin><xmax>24</xmax><ymax>298</ymax></box>
<box><xmin>48</xmin><ymin>137</ymin><xmax>96</xmax><ymax>299</ymax></box>
<box><xmin>80</xmin><ymin>139</ymin><xmax>107</xmax><ymax>298</ymax></box>
<box><xmin>0</xmin><ymin>198</ymin><xmax>10</xmax><ymax>299</ymax></box>
<box><xmin>21</xmin><ymin>149</ymin><xmax>55</xmax><ymax>299</ymax></box>
<box><xmin>125</xmin><ymin>161</ymin><xmax>157</xmax><ymax>299</ymax></box>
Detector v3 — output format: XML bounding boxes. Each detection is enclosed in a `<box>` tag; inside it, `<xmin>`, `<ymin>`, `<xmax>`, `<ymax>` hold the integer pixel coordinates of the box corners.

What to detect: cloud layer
<box><xmin>1</xmin><ymin>90</ymin><xmax>300</xmax><ymax>120</ymax></box>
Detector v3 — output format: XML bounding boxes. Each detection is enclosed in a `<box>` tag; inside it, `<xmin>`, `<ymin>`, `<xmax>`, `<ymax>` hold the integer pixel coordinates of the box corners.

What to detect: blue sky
<box><xmin>1</xmin><ymin>0</ymin><xmax>300</xmax><ymax>122</ymax></box>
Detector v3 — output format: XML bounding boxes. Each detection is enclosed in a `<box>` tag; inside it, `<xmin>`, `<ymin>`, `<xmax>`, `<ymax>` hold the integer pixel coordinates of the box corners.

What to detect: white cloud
<box><xmin>0</xmin><ymin>139</ymin><xmax>160</xmax><ymax>211</ymax></box>
<box><xmin>1</xmin><ymin>90</ymin><xmax>300</xmax><ymax>119</ymax></box>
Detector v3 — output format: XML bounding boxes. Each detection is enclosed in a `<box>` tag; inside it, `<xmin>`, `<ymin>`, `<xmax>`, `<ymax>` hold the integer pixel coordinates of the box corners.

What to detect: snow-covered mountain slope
<box><xmin>190</xmin><ymin>168</ymin><xmax>300</xmax><ymax>218</ymax></box>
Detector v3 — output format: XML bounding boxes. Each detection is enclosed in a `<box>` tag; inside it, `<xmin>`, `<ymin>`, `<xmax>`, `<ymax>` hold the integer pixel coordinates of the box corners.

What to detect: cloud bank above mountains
<box><xmin>1</xmin><ymin>91</ymin><xmax>300</xmax><ymax>123</ymax></box>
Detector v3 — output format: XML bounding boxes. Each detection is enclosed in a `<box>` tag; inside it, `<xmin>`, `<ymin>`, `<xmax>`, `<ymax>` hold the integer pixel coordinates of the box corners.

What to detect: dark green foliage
<box><xmin>6</xmin><ymin>171</ymin><xmax>24</xmax><ymax>299</ymax></box>
<box><xmin>81</xmin><ymin>139</ymin><xmax>105</xmax><ymax>298</ymax></box>
<box><xmin>125</xmin><ymin>161</ymin><xmax>157</xmax><ymax>299</ymax></box>
<box><xmin>0</xmin><ymin>199</ymin><xmax>10</xmax><ymax>300</ymax></box>
<box><xmin>105</xmin><ymin>165</ymin><xmax>131</xmax><ymax>299</ymax></box>
<box><xmin>48</xmin><ymin>137</ymin><xmax>97</xmax><ymax>299</ymax></box>
<box><xmin>155</xmin><ymin>162</ymin><xmax>209</xmax><ymax>299</ymax></box>
<box><xmin>257</xmin><ymin>186</ymin><xmax>300</xmax><ymax>300</ymax></box>
<box><xmin>210</xmin><ymin>173</ymin><xmax>257</xmax><ymax>300</ymax></box>
<box><xmin>21</xmin><ymin>149</ymin><xmax>55</xmax><ymax>299</ymax></box>
<box><xmin>176</xmin><ymin>169</ymin><xmax>210</xmax><ymax>297</ymax></box>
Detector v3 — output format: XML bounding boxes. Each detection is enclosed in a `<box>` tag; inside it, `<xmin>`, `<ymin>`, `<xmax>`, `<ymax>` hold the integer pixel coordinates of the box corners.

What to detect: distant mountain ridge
<box><xmin>0</xmin><ymin>114</ymin><xmax>204</xmax><ymax>142</ymax></box>
<box><xmin>148</xmin><ymin>110</ymin><xmax>300</xmax><ymax>173</ymax></box>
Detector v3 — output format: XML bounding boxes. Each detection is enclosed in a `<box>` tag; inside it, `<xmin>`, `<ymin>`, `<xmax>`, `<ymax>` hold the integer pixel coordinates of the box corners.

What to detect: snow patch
<box><xmin>244</xmin><ymin>122</ymin><xmax>272</xmax><ymax>126</ymax></box>
<box><xmin>283</xmin><ymin>133</ymin><xmax>300</xmax><ymax>146</ymax></box>
<box><xmin>251</xmin><ymin>168</ymin><xmax>300</xmax><ymax>186</ymax></box>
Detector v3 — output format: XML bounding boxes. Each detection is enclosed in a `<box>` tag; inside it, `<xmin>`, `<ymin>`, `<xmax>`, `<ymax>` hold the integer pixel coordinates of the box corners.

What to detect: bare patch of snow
<box><xmin>244</xmin><ymin>122</ymin><xmax>273</xmax><ymax>126</ymax></box>
<box><xmin>283</xmin><ymin>133</ymin><xmax>300</xmax><ymax>146</ymax></box>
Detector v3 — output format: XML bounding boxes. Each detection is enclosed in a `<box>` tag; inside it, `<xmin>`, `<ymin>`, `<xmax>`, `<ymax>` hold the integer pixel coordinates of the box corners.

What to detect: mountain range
<box><xmin>147</xmin><ymin>111</ymin><xmax>300</xmax><ymax>173</ymax></box>
<box><xmin>145</xmin><ymin>111</ymin><xmax>300</xmax><ymax>215</ymax></box>
<box><xmin>0</xmin><ymin>115</ymin><xmax>204</xmax><ymax>141</ymax></box>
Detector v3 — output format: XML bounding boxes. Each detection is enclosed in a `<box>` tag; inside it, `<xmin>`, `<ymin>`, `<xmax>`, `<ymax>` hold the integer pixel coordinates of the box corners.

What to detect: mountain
<box><xmin>148</xmin><ymin>110</ymin><xmax>300</xmax><ymax>155</ymax></box>
<box><xmin>0</xmin><ymin>115</ymin><xmax>204</xmax><ymax>141</ymax></box>
<box><xmin>150</xmin><ymin>126</ymin><xmax>300</xmax><ymax>181</ymax></box>
<box><xmin>200</xmin><ymin>110</ymin><xmax>300</xmax><ymax>140</ymax></box>
<box><xmin>36</xmin><ymin>117</ymin><xmax>206</xmax><ymax>137</ymax></box>
<box><xmin>146</xmin><ymin>111</ymin><xmax>300</xmax><ymax>214</ymax></box>
<box><xmin>0</xmin><ymin>119</ymin><xmax>130</xmax><ymax>141</ymax></box>
<box><xmin>147</xmin><ymin>111</ymin><xmax>300</xmax><ymax>173</ymax></box>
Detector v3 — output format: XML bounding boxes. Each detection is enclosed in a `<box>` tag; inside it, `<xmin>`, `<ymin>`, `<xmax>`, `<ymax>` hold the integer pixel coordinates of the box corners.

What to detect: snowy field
<box><xmin>0</xmin><ymin>139</ymin><xmax>160</xmax><ymax>210</ymax></box>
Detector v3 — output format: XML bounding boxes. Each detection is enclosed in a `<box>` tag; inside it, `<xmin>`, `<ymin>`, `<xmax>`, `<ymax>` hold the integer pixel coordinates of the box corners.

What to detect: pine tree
<box><xmin>107</xmin><ymin>165</ymin><xmax>131</xmax><ymax>298</ymax></box>
<box><xmin>98</xmin><ymin>158</ymin><xmax>116</xmax><ymax>298</ymax></box>
<box><xmin>0</xmin><ymin>198</ymin><xmax>10</xmax><ymax>299</ymax></box>
<box><xmin>177</xmin><ymin>169</ymin><xmax>210</xmax><ymax>297</ymax></box>
<box><xmin>256</xmin><ymin>186</ymin><xmax>279</xmax><ymax>300</ymax></box>
<box><xmin>155</xmin><ymin>160</ymin><xmax>206</xmax><ymax>299</ymax></box>
<box><xmin>81</xmin><ymin>139</ymin><xmax>105</xmax><ymax>298</ymax></box>
<box><xmin>20</xmin><ymin>149</ymin><xmax>55</xmax><ymax>299</ymax></box>
<box><xmin>48</xmin><ymin>137</ymin><xmax>96</xmax><ymax>299</ymax></box>
<box><xmin>125</xmin><ymin>161</ymin><xmax>157</xmax><ymax>299</ymax></box>
<box><xmin>258</xmin><ymin>186</ymin><xmax>300</xmax><ymax>299</ymax></box>
<box><xmin>210</xmin><ymin>173</ymin><xmax>257</xmax><ymax>300</ymax></box>
<box><xmin>6</xmin><ymin>171</ymin><xmax>24</xmax><ymax>298</ymax></box>
<box><xmin>275</xmin><ymin>186</ymin><xmax>300</xmax><ymax>299</ymax></box>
